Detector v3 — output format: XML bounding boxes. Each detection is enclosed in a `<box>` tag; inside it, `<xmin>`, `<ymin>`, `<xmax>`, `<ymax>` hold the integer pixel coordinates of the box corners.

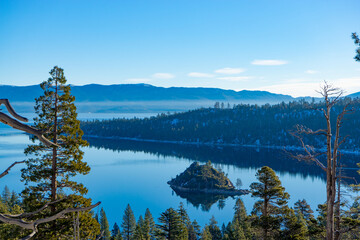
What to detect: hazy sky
<box><xmin>0</xmin><ymin>0</ymin><xmax>359</xmax><ymax>97</ymax></box>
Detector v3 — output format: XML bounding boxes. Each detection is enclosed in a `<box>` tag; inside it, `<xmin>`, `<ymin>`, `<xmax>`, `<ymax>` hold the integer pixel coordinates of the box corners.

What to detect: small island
<box><xmin>168</xmin><ymin>161</ymin><xmax>249</xmax><ymax>196</ymax></box>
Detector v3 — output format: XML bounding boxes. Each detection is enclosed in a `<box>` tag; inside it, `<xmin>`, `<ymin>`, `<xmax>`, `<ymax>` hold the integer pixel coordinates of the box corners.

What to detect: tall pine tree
<box><xmin>250</xmin><ymin>166</ymin><xmax>289</xmax><ymax>240</ymax></box>
<box><xmin>21</xmin><ymin>66</ymin><xmax>99</xmax><ymax>238</ymax></box>
<box><xmin>100</xmin><ymin>207</ymin><xmax>111</xmax><ymax>240</ymax></box>
<box><xmin>144</xmin><ymin>208</ymin><xmax>156</xmax><ymax>240</ymax></box>
<box><xmin>233</xmin><ymin>198</ymin><xmax>252</xmax><ymax>239</ymax></box>
<box><xmin>121</xmin><ymin>204</ymin><xmax>136</xmax><ymax>240</ymax></box>
<box><xmin>156</xmin><ymin>208</ymin><xmax>184</xmax><ymax>240</ymax></box>
<box><xmin>111</xmin><ymin>222</ymin><xmax>122</xmax><ymax>240</ymax></box>
<box><xmin>111</xmin><ymin>223</ymin><xmax>122</xmax><ymax>240</ymax></box>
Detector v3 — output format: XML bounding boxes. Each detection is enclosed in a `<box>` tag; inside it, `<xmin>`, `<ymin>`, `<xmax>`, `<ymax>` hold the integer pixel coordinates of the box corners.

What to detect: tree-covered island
<box><xmin>168</xmin><ymin>161</ymin><xmax>249</xmax><ymax>196</ymax></box>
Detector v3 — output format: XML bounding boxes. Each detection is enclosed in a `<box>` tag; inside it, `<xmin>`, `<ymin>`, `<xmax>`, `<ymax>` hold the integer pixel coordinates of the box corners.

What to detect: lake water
<box><xmin>0</xmin><ymin>120</ymin><xmax>358</xmax><ymax>228</ymax></box>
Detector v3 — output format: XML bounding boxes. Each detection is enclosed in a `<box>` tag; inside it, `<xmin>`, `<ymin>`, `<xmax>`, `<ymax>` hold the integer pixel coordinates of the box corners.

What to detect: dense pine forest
<box><xmin>82</xmin><ymin>98</ymin><xmax>360</xmax><ymax>151</ymax></box>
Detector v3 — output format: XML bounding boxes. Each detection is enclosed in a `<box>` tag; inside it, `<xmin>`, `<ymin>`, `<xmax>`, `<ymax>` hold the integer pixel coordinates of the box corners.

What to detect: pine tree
<box><xmin>134</xmin><ymin>216</ymin><xmax>145</xmax><ymax>240</ymax></box>
<box><xmin>233</xmin><ymin>198</ymin><xmax>252</xmax><ymax>239</ymax></box>
<box><xmin>294</xmin><ymin>199</ymin><xmax>314</xmax><ymax>221</ymax></box>
<box><xmin>9</xmin><ymin>191</ymin><xmax>20</xmax><ymax>208</ymax></box>
<box><xmin>280</xmin><ymin>208</ymin><xmax>309</xmax><ymax>240</ymax></box>
<box><xmin>20</xmin><ymin>66</ymin><xmax>100</xmax><ymax>238</ymax></box>
<box><xmin>111</xmin><ymin>222</ymin><xmax>122</xmax><ymax>240</ymax></box>
<box><xmin>178</xmin><ymin>202</ymin><xmax>190</xmax><ymax>239</ymax></box>
<box><xmin>2</xmin><ymin>186</ymin><xmax>11</xmax><ymax>207</ymax></box>
<box><xmin>100</xmin><ymin>208</ymin><xmax>111</xmax><ymax>240</ymax></box>
<box><xmin>352</xmin><ymin>32</ymin><xmax>360</xmax><ymax>61</ymax></box>
<box><xmin>306</xmin><ymin>204</ymin><xmax>326</xmax><ymax>239</ymax></box>
<box><xmin>201</xmin><ymin>225</ymin><xmax>212</xmax><ymax>240</ymax></box>
<box><xmin>208</xmin><ymin>216</ymin><xmax>222</xmax><ymax>240</ymax></box>
<box><xmin>250</xmin><ymin>166</ymin><xmax>290</xmax><ymax>240</ymax></box>
<box><xmin>156</xmin><ymin>207</ymin><xmax>184</xmax><ymax>240</ymax></box>
<box><xmin>0</xmin><ymin>187</ymin><xmax>26</xmax><ymax>239</ymax></box>
<box><xmin>188</xmin><ymin>220</ymin><xmax>201</xmax><ymax>240</ymax></box>
<box><xmin>0</xmin><ymin>203</ymin><xmax>26</xmax><ymax>239</ymax></box>
<box><xmin>121</xmin><ymin>204</ymin><xmax>136</xmax><ymax>240</ymax></box>
<box><xmin>144</xmin><ymin>208</ymin><xmax>156</xmax><ymax>240</ymax></box>
<box><xmin>230</xmin><ymin>219</ymin><xmax>246</xmax><ymax>240</ymax></box>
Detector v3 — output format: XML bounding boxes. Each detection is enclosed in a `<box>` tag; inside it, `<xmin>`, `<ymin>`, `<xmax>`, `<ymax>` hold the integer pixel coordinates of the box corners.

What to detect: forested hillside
<box><xmin>81</xmin><ymin>98</ymin><xmax>360</xmax><ymax>151</ymax></box>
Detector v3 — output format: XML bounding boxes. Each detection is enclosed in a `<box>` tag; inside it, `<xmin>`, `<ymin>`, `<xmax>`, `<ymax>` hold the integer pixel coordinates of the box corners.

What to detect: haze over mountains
<box><xmin>0</xmin><ymin>83</ymin><xmax>326</xmax><ymax>113</ymax></box>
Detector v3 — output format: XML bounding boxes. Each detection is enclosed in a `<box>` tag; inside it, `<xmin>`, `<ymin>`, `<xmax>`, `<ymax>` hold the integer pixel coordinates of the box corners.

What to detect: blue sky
<box><xmin>0</xmin><ymin>0</ymin><xmax>359</xmax><ymax>97</ymax></box>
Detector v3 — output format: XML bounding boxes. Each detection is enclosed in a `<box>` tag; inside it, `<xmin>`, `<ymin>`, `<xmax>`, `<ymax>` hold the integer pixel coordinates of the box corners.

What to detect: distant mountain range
<box><xmin>0</xmin><ymin>83</ymin><xmax>352</xmax><ymax>113</ymax></box>
<box><xmin>1</xmin><ymin>83</ymin><xmax>296</xmax><ymax>102</ymax></box>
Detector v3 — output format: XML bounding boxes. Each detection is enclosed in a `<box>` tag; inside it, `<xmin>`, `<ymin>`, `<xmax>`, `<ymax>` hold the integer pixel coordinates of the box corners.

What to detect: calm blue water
<box><xmin>0</xmin><ymin>120</ymin><xmax>357</xmax><ymax>228</ymax></box>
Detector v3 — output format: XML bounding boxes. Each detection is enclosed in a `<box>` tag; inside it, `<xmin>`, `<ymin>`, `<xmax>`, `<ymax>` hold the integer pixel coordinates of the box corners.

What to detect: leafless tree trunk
<box><xmin>334</xmin><ymin>172</ymin><xmax>341</xmax><ymax>240</ymax></box>
<box><xmin>289</xmin><ymin>82</ymin><xmax>352</xmax><ymax>240</ymax></box>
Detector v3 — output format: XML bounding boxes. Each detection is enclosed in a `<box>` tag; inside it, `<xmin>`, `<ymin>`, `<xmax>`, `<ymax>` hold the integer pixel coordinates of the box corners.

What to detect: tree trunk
<box><xmin>51</xmin><ymin>78</ymin><xmax>59</xmax><ymax>213</ymax></box>
<box><xmin>264</xmin><ymin>181</ymin><xmax>268</xmax><ymax>240</ymax></box>
<box><xmin>325</xmin><ymin>106</ymin><xmax>335</xmax><ymax>240</ymax></box>
<box><xmin>334</xmin><ymin>176</ymin><xmax>341</xmax><ymax>240</ymax></box>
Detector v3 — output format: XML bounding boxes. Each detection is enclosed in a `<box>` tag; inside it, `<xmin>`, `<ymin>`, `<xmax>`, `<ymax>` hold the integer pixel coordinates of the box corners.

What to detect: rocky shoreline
<box><xmin>168</xmin><ymin>183</ymin><xmax>250</xmax><ymax>196</ymax></box>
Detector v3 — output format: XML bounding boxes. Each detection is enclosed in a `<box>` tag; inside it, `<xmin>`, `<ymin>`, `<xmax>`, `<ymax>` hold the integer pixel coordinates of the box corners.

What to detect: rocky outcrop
<box><xmin>167</xmin><ymin>161</ymin><xmax>249</xmax><ymax>195</ymax></box>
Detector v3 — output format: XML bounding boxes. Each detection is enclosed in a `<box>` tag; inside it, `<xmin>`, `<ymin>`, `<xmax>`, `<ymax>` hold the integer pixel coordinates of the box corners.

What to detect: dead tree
<box><xmin>289</xmin><ymin>83</ymin><xmax>352</xmax><ymax>240</ymax></box>
<box><xmin>0</xmin><ymin>99</ymin><xmax>100</xmax><ymax>239</ymax></box>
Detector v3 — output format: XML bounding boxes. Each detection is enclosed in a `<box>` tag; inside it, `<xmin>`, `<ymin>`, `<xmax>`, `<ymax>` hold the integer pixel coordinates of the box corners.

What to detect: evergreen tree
<box><xmin>144</xmin><ymin>208</ymin><xmax>156</xmax><ymax>240</ymax></box>
<box><xmin>0</xmin><ymin>187</ymin><xmax>26</xmax><ymax>239</ymax></box>
<box><xmin>280</xmin><ymin>208</ymin><xmax>309</xmax><ymax>240</ymax></box>
<box><xmin>100</xmin><ymin>208</ymin><xmax>111</xmax><ymax>240</ymax></box>
<box><xmin>95</xmin><ymin>212</ymin><xmax>99</xmax><ymax>223</ymax></box>
<box><xmin>221</xmin><ymin>223</ymin><xmax>227</xmax><ymax>237</ymax></box>
<box><xmin>9</xmin><ymin>191</ymin><xmax>20</xmax><ymax>208</ymax></box>
<box><xmin>353</xmin><ymin>32</ymin><xmax>360</xmax><ymax>61</ymax></box>
<box><xmin>294</xmin><ymin>199</ymin><xmax>314</xmax><ymax>221</ymax></box>
<box><xmin>177</xmin><ymin>202</ymin><xmax>190</xmax><ymax>239</ymax></box>
<box><xmin>0</xmin><ymin>204</ymin><xmax>26</xmax><ymax>239</ymax></box>
<box><xmin>208</xmin><ymin>216</ymin><xmax>222</xmax><ymax>240</ymax></box>
<box><xmin>306</xmin><ymin>204</ymin><xmax>326</xmax><ymax>239</ymax></box>
<box><xmin>222</xmin><ymin>223</ymin><xmax>229</xmax><ymax>240</ymax></box>
<box><xmin>250</xmin><ymin>166</ymin><xmax>290</xmax><ymax>240</ymax></box>
<box><xmin>178</xmin><ymin>202</ymin><xmax>191</xmax><ymax>226</ymax></box>
<box><xmin>121</xmin><ymin>204</ymin><xmax>136</xmax><ymax>240</ymax></box>
<box><xmin>223</xmin><ymin>221</ymin><xmax>245</xmax><ymax>240</ymax></box>
<box><xmin>134</xmin><ymin>216</ymin><xmax>145</xmax><ymax>240</ymax></box>
<box><xmin>2</xmin><ymin>186</ymin><xmax>11</xmax><ymax>207</ymax></box>
<box><xmin>201</xmin><ymin>225</ymin><xmax>212</xmax><ymax>240</ymax></box>
<box><xmin>111</xmin><ymin>222</ymin><xmax>122</xmax><ymax>240</ymax></box>
<box><xmin>188</xmin><ymin>220</ymin><xmax>201</xmax><ymax>240</ymax></box>
<box><xmin>233</xmin><ymin>198</ymin><xmax>252</xmax><ymax>239</ymax></box>
<box><xmin>156</xmin><ymin>207</ymin><xmax>184</xmax><ymax>240</ymax></box>
<box><xmin>20</xmin><ymin>66</ymin><xmax>99</xmax><ymax>238</ymax></box>
<box><xmin>340</xmin><ymin>198</ymin><xmax>360</xmax><ymax>239</ymax></box>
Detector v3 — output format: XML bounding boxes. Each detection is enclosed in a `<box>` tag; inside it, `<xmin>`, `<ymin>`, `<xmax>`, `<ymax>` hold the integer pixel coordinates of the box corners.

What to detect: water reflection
<box><xmin>171</xmin><ymin>187</ymin><xmax>232</xmax><ymax>211</ymax></box>
<box><xmin>85</xmin><ymin>137</ymin><xmax>360</xmax><ymax>184</ymax></box>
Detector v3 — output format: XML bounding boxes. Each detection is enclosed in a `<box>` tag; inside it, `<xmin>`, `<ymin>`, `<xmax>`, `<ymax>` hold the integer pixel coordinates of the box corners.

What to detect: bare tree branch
<box><xmin>0</xmin><ymin>112</ymin><xmax>55</xmax><ymax>147</ymax></box>
<box><xmin>0</xmin><ymin>99</ymin><xmax>28</xmax><ymax>122</ymax></box>
<box><xmin>288</xmin><ymin>125</ymin><xmax>327</xmax><ymax>171</ymax></box>
<box><xmin>0</xmin><ymin>201</ymin><xmax>101</xmax><ymax>240</ymax></box>
<box><xmin>2</xmin><ymin>198</ymin><xmax>64</xmax><ymax>218</ymax></box>
<box><xmin>0</xmin><ymin>99</ymin><xmax>57</xmax><ymax>147</ymax></box>
<box><xmin>0</xmin><ymin>160</ymin><xmax>25</xmax><ymax>179</ymax></box>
